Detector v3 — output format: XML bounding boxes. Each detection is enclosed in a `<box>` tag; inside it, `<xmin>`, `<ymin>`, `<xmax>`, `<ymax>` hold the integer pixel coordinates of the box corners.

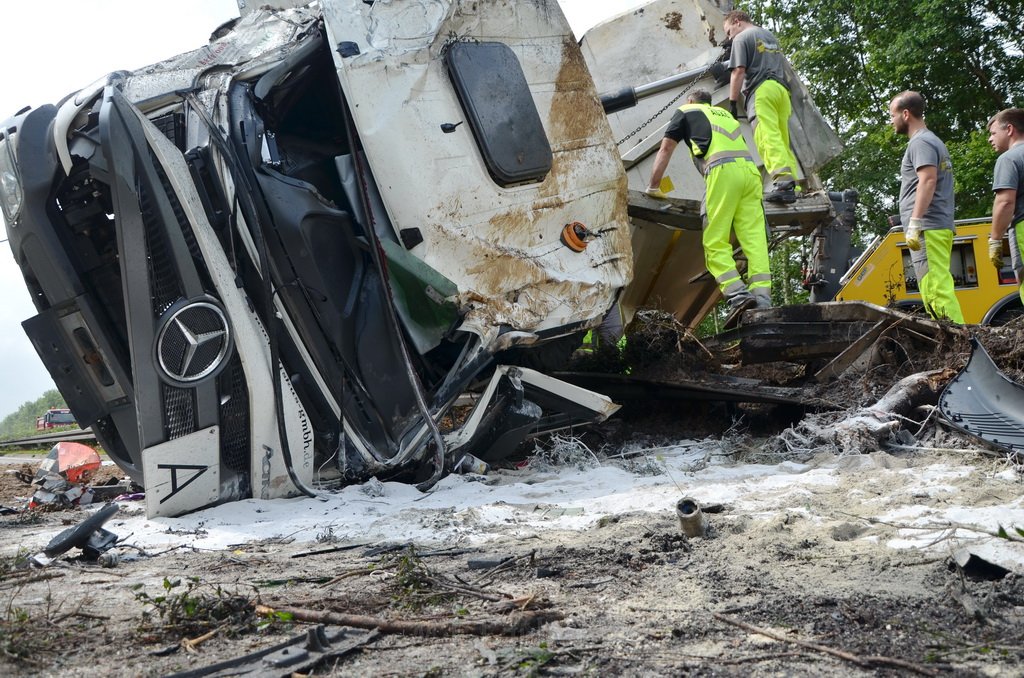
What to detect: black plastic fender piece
<box><xmin>165</xmin><ymin>625</ymin><xmax>378</xmax><ymax>677</ymax></box>
<box><xmin>43</xmin><ymin>502</ymin><xmax>120</xmax><ymax>559</ymax></box>
<box><xmin>938</xmin><ymin>337</ymin><xmax>1024</xmax><ymax>453</ymax></box>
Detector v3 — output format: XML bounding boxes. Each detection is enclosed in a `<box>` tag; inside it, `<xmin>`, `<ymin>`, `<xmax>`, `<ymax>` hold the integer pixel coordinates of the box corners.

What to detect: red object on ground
<box><xmin>36</xmin><ymin>442</ymin><xmax>102</xmax><ymax>484</ymax></box>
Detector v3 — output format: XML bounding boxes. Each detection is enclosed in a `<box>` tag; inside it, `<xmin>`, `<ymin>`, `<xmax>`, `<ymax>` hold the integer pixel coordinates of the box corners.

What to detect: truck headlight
<box><xmin>0</xmin><ymin>131</ymin><xmax>23</xmax><ymax>226</ymax></box>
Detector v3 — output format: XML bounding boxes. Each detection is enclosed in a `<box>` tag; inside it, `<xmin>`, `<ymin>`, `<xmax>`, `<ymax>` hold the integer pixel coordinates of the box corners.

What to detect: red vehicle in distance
<box><xmin>35</xmin><ymin>408</ymin><xmax>77</xmax><ymax>431</ymax></box>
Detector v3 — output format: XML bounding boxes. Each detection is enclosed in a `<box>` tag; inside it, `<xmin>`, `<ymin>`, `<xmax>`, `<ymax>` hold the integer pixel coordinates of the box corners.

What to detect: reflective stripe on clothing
<box><xmin>909</xmin><ymin>229</ymin><xmax>964</xmax><ymax>324</ymax></box>
<box><xmin>703</xmin><ymin>151</ymin><xmax>754</xmax><ymax>174</ymax></box>
<box><xmin>749</xmin><ymin>79</ymin><xmax>799</xmax><ymax>183</ymax></box>
<box><xmin>747</xmin><ymin>272</ymin><xmax>772</xmax><ymax>291</ymax></box>
<box><xmin>678</xmin><ymin>102</ymin><xmax>750</xmax><ymax>165</ymax></box>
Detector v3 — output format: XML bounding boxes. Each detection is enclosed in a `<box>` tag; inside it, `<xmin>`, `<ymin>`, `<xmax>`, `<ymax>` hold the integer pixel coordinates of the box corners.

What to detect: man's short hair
<box><xmin>891</xmin><ymin>91</ymin><xmax>926</xmax><ymax>119</ymax></box>
<box><xmin>724</xmin><ymin>10</ymin><xmax>750</xmax><ymax>24</ymax></box>
<box><xmin>689</xmin><ymin>89</ymin><xmax>713</xmax><ymax>105</ymax></box>
<box><xmin>989</xmin><ymin>108</ymin><xmax>1024</xmax><ymax>135</ymax></box>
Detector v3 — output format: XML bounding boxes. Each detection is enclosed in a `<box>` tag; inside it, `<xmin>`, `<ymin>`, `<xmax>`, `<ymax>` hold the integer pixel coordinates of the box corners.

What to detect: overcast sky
<box><xmin>0</xmin><ymin>0</ymin><xmax>645</xmax><ymax>418</ymax></box>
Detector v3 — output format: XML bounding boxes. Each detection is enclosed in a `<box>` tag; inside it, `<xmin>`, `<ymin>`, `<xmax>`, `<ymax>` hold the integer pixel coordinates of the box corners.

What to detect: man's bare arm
<box><xmin>729</xmin><ymin>66</ymin><xmax>745</xmax><ymax>105</ymax></box>
<box><xmin>911</xmin><ymin>165</ymin><xmax>937</xmax><ymax>219</ymax></box>
<box><xmin>648</xmin><ymin>138</ymin><xmax>679</xmax><ymax>189</ymax></box>
<box><xmin>991</xmin><ymin>188</ymin><xmax>1017</xmax><ymax>240</ymax></box>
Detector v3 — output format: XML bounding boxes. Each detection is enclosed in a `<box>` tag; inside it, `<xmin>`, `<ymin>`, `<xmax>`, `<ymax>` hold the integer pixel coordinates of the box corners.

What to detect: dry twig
<box><xmin>181</xmin><ymin>628</ymin><xmax>218</xmax><ymax>653</ymax></box>
<box><xmin>256</xmin><ymin>604</ymin><xmax>562</xmax><ymax>637</ymax></box>
<box><xmin>712</xmin><ymin>612</ymin><xmax>939</xmax><ymax>676</ymax></box>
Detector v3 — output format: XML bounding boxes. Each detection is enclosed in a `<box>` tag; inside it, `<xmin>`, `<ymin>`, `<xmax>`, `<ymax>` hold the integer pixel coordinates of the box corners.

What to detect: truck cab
<box><xmin>2</xmin><ymin>0</ymin><xmax>630</xmax><ymax>516</ymax></box>
<box><xmin>36</xmin><ymin>408</ymin><xmax>76</xmax><ymax>431</ymax></box>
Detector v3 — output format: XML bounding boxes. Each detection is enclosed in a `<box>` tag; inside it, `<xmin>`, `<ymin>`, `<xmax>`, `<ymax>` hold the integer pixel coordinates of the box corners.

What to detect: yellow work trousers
<box><xmin>751</xmin><ymin>80</ymin><xmax>799</xmax><ymax>184</ymax></box>
<box><xmin>703</xmin><ymin>160</ymin><xmax>771</xmax><ymax>297</ymax></box>
<box><xmin>911</xmin><ymin>229</ymin><xmax>965</xmax><ymax>324</ymax></box>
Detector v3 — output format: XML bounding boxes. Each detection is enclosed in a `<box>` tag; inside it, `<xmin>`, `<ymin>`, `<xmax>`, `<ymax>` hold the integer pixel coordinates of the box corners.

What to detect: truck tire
<box><xmin>984</xmin><ymin>298</ymin><xmax>1024</xmax><ymax>326</ymax></box>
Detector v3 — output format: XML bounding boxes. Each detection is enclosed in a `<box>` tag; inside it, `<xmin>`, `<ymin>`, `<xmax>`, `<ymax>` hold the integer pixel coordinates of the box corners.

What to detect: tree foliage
<box><xmin>743</xmin><ymin>0</ymin><xmax>1024</xmax><ymax>234</ymax></box>
<box><xmin>0</xmin><ymin>390</ymin><xmax>68</xmax><ymax>440</ymax></box>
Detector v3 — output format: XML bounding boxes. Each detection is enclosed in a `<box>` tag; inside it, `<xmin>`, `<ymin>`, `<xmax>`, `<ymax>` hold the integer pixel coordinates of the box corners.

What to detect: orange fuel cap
<box><xmin>561</xmin><ymin>221</ymin><xmax>591</xmax><ymax>252</ymax></box>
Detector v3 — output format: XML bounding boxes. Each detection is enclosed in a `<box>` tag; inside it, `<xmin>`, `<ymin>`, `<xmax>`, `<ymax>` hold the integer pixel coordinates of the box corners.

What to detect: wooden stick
<box><xmin>422</xmin><ymin>575</ymin><xmax>508</xmax><ymax>602</ymax></box>
<box><xmin>318</xmin><ymin>567</ymin><xmax>375</xmax><ymax>588</ymax></box>
<box><xmin>181</xmin><ymin>628</ymin><xmax>219</xmax><ymax>653</ymax></box>
<box><xmin>712</xmin><ymin>612</ymin><xmax>939</xmax><ymax>676</ymax></box>
<box><xmin>256</xmin><ymin>604</ymin><xmax>562</xmax><ymax>637</ymax></box>
<box><xmin>0</xmin><ymin>571</ymin><xmax>65</xmax><ymax>589</ymax></box>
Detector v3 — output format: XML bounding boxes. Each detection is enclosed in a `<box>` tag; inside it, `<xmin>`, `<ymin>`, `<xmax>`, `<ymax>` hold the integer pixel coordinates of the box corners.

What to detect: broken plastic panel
<box><xmin>939</xmin><ymin>337</ymin><xmax>1024</xmax><ymax>453</ymax></box>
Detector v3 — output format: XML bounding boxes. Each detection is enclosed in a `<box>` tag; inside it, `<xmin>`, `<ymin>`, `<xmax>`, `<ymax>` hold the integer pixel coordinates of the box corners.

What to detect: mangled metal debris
<box><xmin>29</xmin><ymin>442</ymin><xmax>102</xmax><ymax>509</ymax></box>
<box><xmin>721</xmin><ymin>301</ymin><xmax>964</xmax><ymax>374</ymax></box>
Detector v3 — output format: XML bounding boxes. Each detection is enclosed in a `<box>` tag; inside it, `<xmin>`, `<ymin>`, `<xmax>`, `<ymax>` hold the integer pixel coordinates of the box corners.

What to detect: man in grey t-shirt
<box><xmin>987</xmin><ymin>107</ymin><xmax>1024</xmax><ymax>304</ymax></box>
<box><xmin>890</xmin><ymin>90</ymin><xmax>963</xmax><ymax>323</ymax></box>
<box><xmin>724</xmin><ymin>9</ymin><xmax>800</xmax><ymax>203</ymax></box>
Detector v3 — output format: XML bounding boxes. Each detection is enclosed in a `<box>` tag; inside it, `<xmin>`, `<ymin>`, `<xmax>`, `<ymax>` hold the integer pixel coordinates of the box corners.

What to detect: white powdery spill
<box><xmin>20</xmin><ymin>443</ymin><xmax>1024</xmax><ymax>573</ymax></box>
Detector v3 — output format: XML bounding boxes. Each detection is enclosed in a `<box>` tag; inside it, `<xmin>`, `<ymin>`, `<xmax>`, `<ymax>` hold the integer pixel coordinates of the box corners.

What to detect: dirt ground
<box><xmin>0</xmin><ymin>314</ymin><xmax>1022</xmax><ymax>677</ymax></box>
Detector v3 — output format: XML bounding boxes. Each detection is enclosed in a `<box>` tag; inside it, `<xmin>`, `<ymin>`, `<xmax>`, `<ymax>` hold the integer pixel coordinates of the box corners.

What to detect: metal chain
<box><xmin>614</xmin><ymin>49</ymin><xmax>726</xmax><ymax>147</ymax></box>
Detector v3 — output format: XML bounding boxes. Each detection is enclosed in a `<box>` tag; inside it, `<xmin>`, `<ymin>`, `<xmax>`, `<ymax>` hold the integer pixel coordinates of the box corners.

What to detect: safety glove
<box><xmin>644</xmin><ymin>186</ymin><xmax>668</xmax><ymax>200</ymax></box>
<box><xmin>729</xmin><ymin>100</ymin><xmax>745</xmax><ymax>120</ymax></box>
<box><xmin>988</xmin><ymin>238</ymin><xmax>1004</xmax><ymax>269</ymax></box>
<box><xmin>905</xmin><ymin>218</ymin><xmax>924</xmax><ymax>251</ymax></box>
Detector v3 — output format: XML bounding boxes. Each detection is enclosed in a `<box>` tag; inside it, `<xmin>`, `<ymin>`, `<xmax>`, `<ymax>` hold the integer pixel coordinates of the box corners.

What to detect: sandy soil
<box><xmin>0</xmin><ymin>314</ymin><xmax>1021</xmax><ymax>677</ymax></box>
<box><xmin>0</xmin><ymin>438</ymin><xmax>1022</xmax><ymax>677</ymax></box>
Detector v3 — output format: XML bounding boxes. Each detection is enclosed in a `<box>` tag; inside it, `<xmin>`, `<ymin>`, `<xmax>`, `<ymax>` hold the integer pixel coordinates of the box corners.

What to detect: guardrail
<box><xmin>0</xmin><ymin>428</ymin><xmax>97</xmax><ymax>450</ymax></box>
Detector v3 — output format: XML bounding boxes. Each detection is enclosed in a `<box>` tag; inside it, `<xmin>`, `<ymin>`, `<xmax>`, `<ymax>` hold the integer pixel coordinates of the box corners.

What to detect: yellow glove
<box><xmin>905</xmin><ymin>218</ymin><xmax>924</xmax><ymax>251</ymax></box>
<box><xmin>989</xmin><ymin>238</ymin><xmax>1004</xmax><ymax>269</ymax></box>
<box><xmin>645</xmin><ymin>186</ymin><xmax>668</xmax><ymax>200</ymax></box>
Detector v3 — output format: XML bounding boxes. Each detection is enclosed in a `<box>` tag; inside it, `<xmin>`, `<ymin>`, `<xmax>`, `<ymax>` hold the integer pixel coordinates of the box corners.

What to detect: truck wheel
<box><xmin>985</xmin><ymin>299</ymin><xmax>1024</xmax><ymax>326</ymax></box>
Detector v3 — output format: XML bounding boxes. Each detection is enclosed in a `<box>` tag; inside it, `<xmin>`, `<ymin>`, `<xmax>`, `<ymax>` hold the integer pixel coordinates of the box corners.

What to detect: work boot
<box><xmin>726</xmin><ymin>292</ymin><xmax>756</xmax><ymax>312</ymax></box>
<box><xmin>753</xmin><ymin>293</ymin><xmax>772</xmax><ymax>310</ymax></box>
<box><xmin>765</xmin><ymin>180</ymin><xmax>797</xmax><ymax>204</ymax></box>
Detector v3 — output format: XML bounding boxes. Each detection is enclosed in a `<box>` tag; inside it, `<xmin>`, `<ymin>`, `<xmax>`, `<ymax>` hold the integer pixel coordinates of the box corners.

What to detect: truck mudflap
<box><xmin>939</xmin><ymin>337</ymin><xmax>1024</xmax><ymax>455</ymax></box>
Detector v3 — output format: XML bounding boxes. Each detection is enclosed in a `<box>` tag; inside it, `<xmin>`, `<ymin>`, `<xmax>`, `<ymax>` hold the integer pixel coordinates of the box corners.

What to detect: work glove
<box><xmin>645</xmin><ymin>186</ymin><xmax>668</xmax><ymax>200</ymax></box>
<box><xmin>905</xmin><ymin>218</ymin><xmax>924</xmax><ymax>251</ymax></box>
<box><xmin>989</xmin><ymin>238</ymin><xmax>1004</xmax><ymax>269</ymax></box>
<box><xmin>729</xmin><ymin>100</ymin><xmax>742</xmax><ymax>119</ymax></box>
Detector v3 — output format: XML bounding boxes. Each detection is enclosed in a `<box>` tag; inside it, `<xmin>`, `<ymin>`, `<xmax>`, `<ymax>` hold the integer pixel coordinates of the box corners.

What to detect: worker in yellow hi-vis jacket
<box><xmin>645</xmin><ymin>89</ymin><xmax>771</xmax><ymax>312</ymax></box>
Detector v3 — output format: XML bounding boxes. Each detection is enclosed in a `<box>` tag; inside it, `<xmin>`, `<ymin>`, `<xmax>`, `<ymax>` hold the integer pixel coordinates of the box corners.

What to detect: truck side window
<box><xmin>444</xmin><ymin>41</ymin><xmax>553</xmax><ymax>187</ymax></box>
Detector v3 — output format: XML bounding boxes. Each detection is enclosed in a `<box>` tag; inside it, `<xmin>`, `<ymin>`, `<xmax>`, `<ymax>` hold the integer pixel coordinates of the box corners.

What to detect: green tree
<box><xmin>0</xmin><ymin>390</ymin><xmax>68</xmax><ymax>440</ymax></box>
<box><xmin>743</xmin><ymin>0</ymin><xmax>1024</xmax><ymax>234</ymax></box>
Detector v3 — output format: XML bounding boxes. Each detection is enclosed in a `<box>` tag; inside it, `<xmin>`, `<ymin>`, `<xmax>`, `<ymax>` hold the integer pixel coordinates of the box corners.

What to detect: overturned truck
<box><xmin>1</xmin><ymin>1</ymin><xmax>632</xmax><ymax>516</ymax></box>
<box><xmin>1</xmin><ymin>0</ymin><xmax>845</xmax><ymax>516</ymax></box>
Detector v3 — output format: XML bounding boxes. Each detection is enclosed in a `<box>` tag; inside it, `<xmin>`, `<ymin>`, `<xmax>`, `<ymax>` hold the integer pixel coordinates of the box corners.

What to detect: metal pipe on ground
<box><xmin>676</xmin><ymin>497</ymin><xmax>708</xmax><ymax>538</ymax></box>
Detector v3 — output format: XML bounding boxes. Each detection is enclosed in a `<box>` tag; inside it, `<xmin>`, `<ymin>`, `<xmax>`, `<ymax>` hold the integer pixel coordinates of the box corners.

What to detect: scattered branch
<box><xmin>255</xmin><ymin>604</ymin><xmax>562</xmax><ymax>637</ymax></box>
<box><xmin>712</xmin><ymin>612</ymin><xmax>940</xmax><ymax>676</ymax></box>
